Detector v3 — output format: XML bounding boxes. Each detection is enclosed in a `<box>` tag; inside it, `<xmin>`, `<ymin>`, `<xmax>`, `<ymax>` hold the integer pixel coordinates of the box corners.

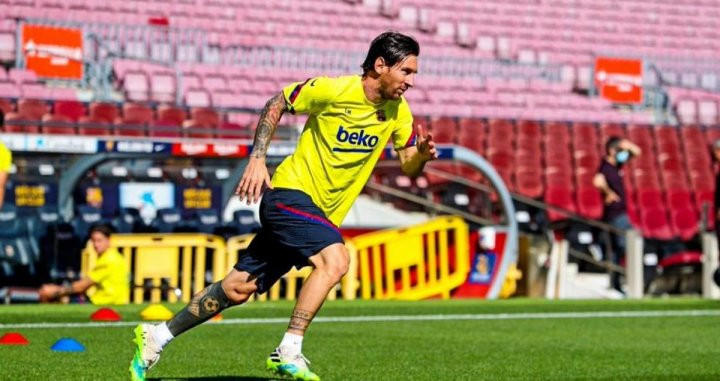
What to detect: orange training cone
<box><xmin>90</xmin><ymin>307</ymin><xmax>122</xmax><ymax>321</ymax></box>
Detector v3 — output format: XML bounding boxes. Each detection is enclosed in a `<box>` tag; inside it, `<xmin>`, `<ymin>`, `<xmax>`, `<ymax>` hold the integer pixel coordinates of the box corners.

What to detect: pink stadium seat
<box><xmin>122</xmin><ymin>71</ymin><xmax>149</xmax><ymax>102</ymax></box>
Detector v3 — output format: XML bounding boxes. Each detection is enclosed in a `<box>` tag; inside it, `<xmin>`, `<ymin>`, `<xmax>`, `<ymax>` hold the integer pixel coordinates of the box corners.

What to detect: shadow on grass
<box><xmin>149</xmin><ymin>377</ymin><xmax>279</xmax><ymax>381</ymax></box>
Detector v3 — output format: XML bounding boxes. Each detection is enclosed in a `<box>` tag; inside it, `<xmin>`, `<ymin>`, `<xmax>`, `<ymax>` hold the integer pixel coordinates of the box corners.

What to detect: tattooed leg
<box><xmin>288</xmin><ymin>309</ymin><xmax>316</xmax><ymax>336</ymax></box>
<box><xmin>166</xmin><ymin>282</ymin><xmax>230</xmax><ymax>337</ymax></box>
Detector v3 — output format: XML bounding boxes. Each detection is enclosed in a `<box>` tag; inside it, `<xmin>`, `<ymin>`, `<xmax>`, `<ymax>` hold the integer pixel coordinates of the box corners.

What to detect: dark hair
<box><xmin>89</xmin><ymin>223</ymin><xmax>115</xmax><ymax>238</ymax></box>
<box><xmin>361</xmin><ymin>31</ymin><xmax>420</xmax><ymax>75</ymax></box>
<box><xmin>605</xmin><ymin>136</ymin><xmax>622</xmax><ymax>154</ymax></box>
<box><xmin>0</xmin><ymin>109</ymin><xmax>4</xmax><ymax>127</ymax></box>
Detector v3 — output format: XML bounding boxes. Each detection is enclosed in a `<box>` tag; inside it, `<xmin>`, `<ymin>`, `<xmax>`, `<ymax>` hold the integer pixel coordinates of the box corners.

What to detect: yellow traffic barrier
<box><xmin>350</xmin><ymin>216</ymin><xmax>469</xmax><ymax>300</ymax></box>
<box><xmin>225</xmin><ymin>234</ymin><xmax>358</xmax><ymax>301</ymax></box>
<box><xmin>82</xmin><ymin>233</ymin><xmax>227</xmax><ymax>304</ymax></box>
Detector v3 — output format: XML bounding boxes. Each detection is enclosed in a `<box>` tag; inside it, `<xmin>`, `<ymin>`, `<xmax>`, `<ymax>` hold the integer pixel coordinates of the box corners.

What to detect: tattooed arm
<box><xmin>235</xmin><ymin>93</ymin><xmax>287</xmax><ymax>204</ymax></box>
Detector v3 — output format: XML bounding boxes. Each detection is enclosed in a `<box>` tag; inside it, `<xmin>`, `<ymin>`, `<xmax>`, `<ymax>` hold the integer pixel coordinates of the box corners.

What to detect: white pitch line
<box><xmin>1</xmin><ymin>309</ymin><xmax>719</xmax><ymax>330</ymax></box>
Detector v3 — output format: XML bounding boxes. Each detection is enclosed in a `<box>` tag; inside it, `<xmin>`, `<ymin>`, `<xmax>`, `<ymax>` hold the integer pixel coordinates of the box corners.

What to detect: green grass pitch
<box><xmin>1</xmin><ymin>298</ymin><xmax>719</xmax><ymax>380</ymax></box>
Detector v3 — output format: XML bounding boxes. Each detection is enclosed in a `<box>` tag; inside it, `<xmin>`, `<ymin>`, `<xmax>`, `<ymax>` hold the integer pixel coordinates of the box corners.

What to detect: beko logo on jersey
<box><xmin>333</xmin><ymin>125</ymin><xmax>378</xmax><ymax>153</ymax></box>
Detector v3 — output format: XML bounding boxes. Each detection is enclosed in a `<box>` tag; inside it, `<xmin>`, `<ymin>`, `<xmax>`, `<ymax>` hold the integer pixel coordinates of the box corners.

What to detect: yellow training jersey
<box><xmin>272</xmin><ymin>75</ymin><xmax>415</xmax><ymax>226</ymax></box>
<box><xmin>0</xmin><ymin>142</ymin><xmax>12</xmax><ymax>172</ymax></box>
<box><xmin>87</xmin><ymin>247</ymin><xmax>130</xmax><ymax>305</ymax></box>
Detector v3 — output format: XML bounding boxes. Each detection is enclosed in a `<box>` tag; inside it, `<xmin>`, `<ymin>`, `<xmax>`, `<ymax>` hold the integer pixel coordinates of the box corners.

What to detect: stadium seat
<box><xmin>544</xmin><ymin>186</ymin><xmax>576</xmax><ymax>222</ymax></box>
<box><xmin>78</xmin><ymin>115</ymin><xmax>113</xmax><ymax>135</ymax></box>
<box><xmin>196</xmin><ymin>209</ymin><xmax>221</xmax><ymax>234</ymax></box>
<box><xmin>232</xmin><ymin>209</ymin><xmax>260</xmax><ymax>235</ymax></box>
<box><xmin>429</xmin><ymin>116</ymin><xmax>456</xmax><ymax>143</ymax></box>
<box><xmin>670</xmin><ymin>207</ymin><xmax>699</xmax><ymax>241</ymax></box>
<box><xmin>116</xmin><ymin>103</ymin><xmax>152</xmax><ymax>136</ymax></box>
<box><xmin>89</xmin><ymin>102</ymin><xmax>120</xmax><ymax>123</ymax></box>
<box><xmin>576</xmin><ymin>187</ymin><xmax>603</xmax><ymax>220</ymax></box>
<box><xmin>42</xmin><ymin>114</ymin><xmax>75</xmax><ymax>135</ymax></box>
<box><xmin>185</xmin><ymin>107</ymin><xmax>219</xmax><ymax>138</ymax></box>
<box><xmin>72</xmin><ymin>205</ymin><xmax>106</xmax><ymax>242</ymax></box>
<box><xmin>53</xmin><ymin>100</ymin><xmax>86</xmax><ymax>122</ymax></box>
<box><xmin>640</xmin><ymin>208</ymin><xmax>674</xmax><ymax>241</ymax></box>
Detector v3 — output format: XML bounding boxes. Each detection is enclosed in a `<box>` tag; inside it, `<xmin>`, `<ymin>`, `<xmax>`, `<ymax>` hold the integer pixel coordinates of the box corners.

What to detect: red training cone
<box><xmin>0</xmin><ymin>332</ymin><xmax>29</xmax><ymax>345</ymax></box>
<box><xmin>90</xmin><ymin>307</ymin><xmax>122</xmax><ymax>321</ymax></box>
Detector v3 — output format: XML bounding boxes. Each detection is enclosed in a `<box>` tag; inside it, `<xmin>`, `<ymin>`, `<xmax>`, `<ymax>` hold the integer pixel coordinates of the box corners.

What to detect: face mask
<box><xmin>616</xmin><ymin>150</ymin><xmax>630</xmax><ymax>164</ymax></box>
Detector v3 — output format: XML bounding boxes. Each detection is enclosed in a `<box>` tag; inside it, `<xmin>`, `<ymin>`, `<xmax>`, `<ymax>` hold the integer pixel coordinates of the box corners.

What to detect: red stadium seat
<box><xmin>640</xmin><ymin>208</ymin><xmax>674</xmax><ymax>240</ymax></box>
<box><xmin>18</xmin><ymin>99</ymin><xmax>48</xmax><ymax>120</ymax></box>
<box><xmin>150</xmin><ymin>119</ymin><xmax>181</xmax><ymax>138</ymax></box>
<box><xmin>659</xmin><ymin>251</ymin><xmax>702</xmax><ymax>268</ymax></box>
<box><xmin>0</xmin><ymin>98</ymin><xmax>13</xmax><ymax>114</ymax></box>
<box><xmin>89</xmin><ymin>102</ymin><xmax>120</xmax><ymax>123</ymax></box>
<box><xmin>116</xmin><ymin>103</ymin><xmax>153</xmax><ymax>136</ymax></box>
<box><xmin>157</xmin><ymin>105</ymin><xmax>186</xmax><ymax>126</ymax></box>
<box><xmin>670</xmin><ymin>207</ymin><xmax>699</xmax><ymax>241</ymax></box>
<box><xmin>576</xmin><ymin>186</ymin><xmax>603</xmax><ymax>220</ymax></box>
<box><xmin>545</xmin><ymin>186</ymin><xmax>576</xmax><ymax>222</ymax></box>
<box><xmin>666</xmin><ymin>190</ymin><xmax>693</xmax><ymax>210</ymax></box>
<box><xmin>544</xmin><ymin>121</ymin><xmax>569</xmax><ymax>139</ymax></box>
<box><xmin>184</xmin><ymin>107</ymin><xmax>219</xmax><ymax>138</ymax></box>
<box><xmin>429</xmin><ymin>116</ymin><xmax>456</xmax><ymax>144</ymax></box>
<box><xmin>42</xmin><ymin>114</ymin><xmax>75</xmax><ymax>135</ymax></box>
<box><xmin>637</xmin><ymin>189</ymin><xmax>664</xmax><ymax>208</ymax></box>
<box><xmin>516</xmin><ymin>120</ymin><xmax>541</xmax><ymax>138</ymax></box>
<box><xmin>78</xmin><ymin>116</ymin><xmax>113</xmax><ymax>136</ymax></box>
<box><xmin>53</xmin><ymin>100</ymin><xmax>86</xmax><ymax>122</ymax></box>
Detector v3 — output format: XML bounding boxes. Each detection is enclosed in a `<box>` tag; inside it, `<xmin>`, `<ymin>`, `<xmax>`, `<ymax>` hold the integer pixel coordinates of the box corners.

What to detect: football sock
<box><xmin>166</xmin><ymin>281</ymin><xmax>230</xmax><ymax>337</ymax></box>
<box><xmin>154</xmin><ymin>322</ymin><xmax>174</xmax><ymax>348</ymax></box>
<box><xmin>280</xmin><ymin>332</ymin><xmax>304</xmax><ymax>354</ymax></box>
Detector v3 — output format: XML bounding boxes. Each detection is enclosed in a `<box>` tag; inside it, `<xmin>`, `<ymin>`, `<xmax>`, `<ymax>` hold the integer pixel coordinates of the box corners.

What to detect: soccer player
<box><xmin>130</xmin><ymin>31</ymin><xmax>436</xmax><ymax>381</ymax></box>
<box><xmin>39</xmin><ymin>224</ymin><xmax>129</xmax><ymax>304</ymax></box>
<box><xmin>0</xmin><ymin>110</ymin><xmax>11</xmax><ymax>209</ymax></box>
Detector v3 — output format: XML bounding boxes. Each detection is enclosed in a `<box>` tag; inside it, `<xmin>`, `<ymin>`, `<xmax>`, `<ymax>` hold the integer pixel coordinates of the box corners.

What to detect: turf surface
<box><xmin>1</xmin><ymin>298</ymin><xmax>719</xmax><ymax>380</ymax></box>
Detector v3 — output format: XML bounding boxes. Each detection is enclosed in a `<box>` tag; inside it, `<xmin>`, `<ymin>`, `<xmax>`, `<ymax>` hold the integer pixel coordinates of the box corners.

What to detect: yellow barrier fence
<box><xmin>225</xmin><ymin>234</ymin><xmax>358</xmax><ymax>302</ymax></box>
<box><xmin>82</xmin><ymin>233</ymin><xmax>227</xmax><ymax>304</ymax></box>
<box><xmin>81</xmin><ymin>216</ymin><xmax>469</xmax><ymax>303</ymax></box>
<box><xmin>350</xmin><ymin>216</ymin><xmax>470</xmax><ymax>300</ymax></box>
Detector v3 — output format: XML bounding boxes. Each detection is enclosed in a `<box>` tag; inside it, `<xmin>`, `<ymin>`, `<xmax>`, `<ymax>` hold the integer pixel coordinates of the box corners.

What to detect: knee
<box><xmin>317</xmin><ymin>250</ymin><xmax>350</xmax><ymax>283</ymax></box>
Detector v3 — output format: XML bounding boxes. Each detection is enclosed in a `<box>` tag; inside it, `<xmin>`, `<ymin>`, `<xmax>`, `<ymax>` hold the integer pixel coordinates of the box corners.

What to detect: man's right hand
<box><xmin>604</xmin><ymin>191</ymin><xmax>620</xmax><ymax>204</ymax></box>
<box><xmin>236</xmin><ymin>156</ymin><xmax>273</xmax><ymax>205</ymax></box>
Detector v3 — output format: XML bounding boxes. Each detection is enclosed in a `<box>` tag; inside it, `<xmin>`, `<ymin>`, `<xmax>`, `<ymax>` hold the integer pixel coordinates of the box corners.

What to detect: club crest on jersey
<box><xmin>333</xmin><ymin>125</ymin><xmax>379</xmax><ymax>153</ymax></box>
<box><xmin>376</xmin><ymin>110</ymin><xmax>386</xmax><ymax>121</ymax></box>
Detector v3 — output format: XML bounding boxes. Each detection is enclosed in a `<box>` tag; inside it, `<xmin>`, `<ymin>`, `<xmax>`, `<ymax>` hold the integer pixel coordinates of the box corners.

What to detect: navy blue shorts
<box><xmin>233</xmin><ymin>188</ymin><xmax>344</xmax><ymax>293</ymax></box>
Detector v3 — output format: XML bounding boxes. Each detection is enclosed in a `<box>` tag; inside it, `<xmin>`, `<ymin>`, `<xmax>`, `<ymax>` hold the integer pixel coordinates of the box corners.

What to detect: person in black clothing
<box><xmin>593</xmin><ymin>136</ymin><xmax>642</xmax><ymax>293</ymax></box>
<box><xmin>712</xmin><ymin>140</ymin><xmax>720</xmax><ymax>287</ymax></box>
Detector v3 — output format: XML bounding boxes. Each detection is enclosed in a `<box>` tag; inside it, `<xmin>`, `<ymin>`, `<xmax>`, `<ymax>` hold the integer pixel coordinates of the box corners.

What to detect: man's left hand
<box><xmin>415</xmin><ymin>124</ymin><xmax>438</xmax><ymax>161</ymax></box>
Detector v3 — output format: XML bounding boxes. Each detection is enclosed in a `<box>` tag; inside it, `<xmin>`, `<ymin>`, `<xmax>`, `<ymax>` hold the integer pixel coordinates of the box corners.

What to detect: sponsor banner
<box><xmin>10</xmin><ymin>182</ymin><xmax>58</xmax><ymax>208</ymax></box>
<box><xmin>265</xmin><ymin>142</ymin><xmax>296</xmax><ymax>157</ymax></box>
<box><xmin>0</xmin><ymin>134</ymin><xmax>27</xmax><ymax>151</ymax></box>
<box><xmin>211</xmin><ymin>143</ymin><xmax>248</xmax><ymax>157</ymax></box>
<box><xmin>594</xmin><ymin>57</ymin><xmax>643</xmax><ymax>104</ymax></box>
<box><xmin>171</xmin><ymin>143</ymin><xmax>250</xmax><ymax>157</ymax></box>
<box><xmin>172</xmin><ymin>142</ymin><xmax>212</xmax><ymax>156</ymax></box>
<box><xmin>99</xmin><ymin>140</ymin><xmax>171</xmax><ymax>154</ymax></box>
<box><xmin>22</xmin><ymin>24</ymin><xmax>83</xmax><ymax>80</ymax></box>
<box><xmin>25</xmin><ymin>135</ymin><xmax>97</xmax><ymax>153</ymax></box>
